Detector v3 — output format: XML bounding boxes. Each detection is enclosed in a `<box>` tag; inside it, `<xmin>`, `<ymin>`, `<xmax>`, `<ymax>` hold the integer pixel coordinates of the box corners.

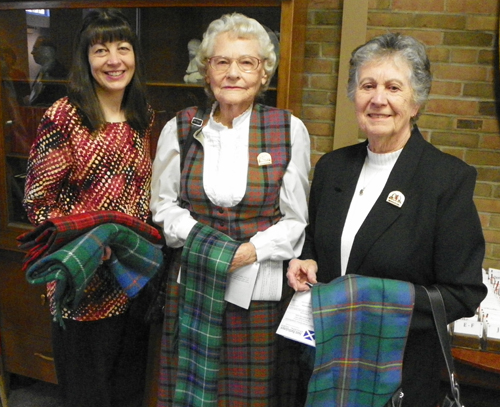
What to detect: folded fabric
<box><xmin>306</xmin><ymin>274</ymin><xmax>415</xmax><ymax>407</ymax></box>
<box><xmin>26</xmin><ymin>223</ymin><xmax>164</xmax><ymax>326</ymax></box>
<box><xmin>174</xmin><ymin>222</ymin><xmax>241</xmax><ymax>407</ymax></box>
<box><xmin>17</xmin><ymin>210</ymin><xmax>163</xmax><ymax>272</ymax></box>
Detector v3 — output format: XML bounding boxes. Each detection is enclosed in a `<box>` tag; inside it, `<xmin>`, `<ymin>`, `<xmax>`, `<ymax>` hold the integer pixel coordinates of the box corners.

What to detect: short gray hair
<box><xmin>347</xmin><ymin>33</ymin><xmax>431</xmax><ymax>119</ymax></box>
<box><xmin>195</xmin><ymin>13</ymin><xmax>277</xmax><ymax>102</ymax></box>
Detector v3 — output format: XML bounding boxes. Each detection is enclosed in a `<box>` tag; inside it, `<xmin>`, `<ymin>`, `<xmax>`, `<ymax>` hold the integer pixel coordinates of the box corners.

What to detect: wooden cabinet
<box><xmin>0</xmin><ymin>249</ymin><xmax>56</xmax><ymax>383</ymax></box>
<box><xmin>0</xmin><ymin>0</ymin><xmax>307</xmax><ymax>398</ymax></box>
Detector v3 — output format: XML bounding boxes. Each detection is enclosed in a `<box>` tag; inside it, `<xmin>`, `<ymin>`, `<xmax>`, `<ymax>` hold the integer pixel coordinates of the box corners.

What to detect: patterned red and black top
<box><xmin>24</xmin><ymin>97</ymin><xmax>153</xmax><ymax>321</ymax></box>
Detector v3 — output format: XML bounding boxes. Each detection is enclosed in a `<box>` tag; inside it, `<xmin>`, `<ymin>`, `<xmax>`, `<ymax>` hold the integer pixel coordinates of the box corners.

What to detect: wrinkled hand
<box><xmin>286</xmin><ymin>258</ymin><xmax>318</xmax><ymax>292</ymax></box>
<box><xmin>229</xmin><ymin>242</ymin><xmax>257</xmax><ymax>273</ymax></box>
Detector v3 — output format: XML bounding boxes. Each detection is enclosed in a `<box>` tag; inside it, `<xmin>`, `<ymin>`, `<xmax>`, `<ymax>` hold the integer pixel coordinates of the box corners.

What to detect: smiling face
<box><xmin>354</xmin><ymin>56</ymin><xmax>420</xmax><ymax>153</ymax></box>
<box><xmin>206</xmin><ymin>32</ymin><xmax>267</xmax><ymax>116</ymax></box>
<box><xmin>88</xmin><ymin>40</ymin><xmax>135</xmax><ymax>97</ymax></box>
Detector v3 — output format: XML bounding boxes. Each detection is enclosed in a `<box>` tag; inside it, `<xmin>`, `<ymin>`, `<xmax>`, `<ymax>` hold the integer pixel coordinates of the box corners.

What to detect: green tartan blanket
<box><xmin>174</xmin><ymin>223</ymin><xmax>241</xmax><ymax>407</ymax></box>
<box><xmin>306</xmin><ymin>274</ymin><xmax>415</xmax><ymax>407</ymax></box>
<box><xmin>25</xmin><ymin>223</ymin><xmax>164</xmax><ymax>326</ymax></box>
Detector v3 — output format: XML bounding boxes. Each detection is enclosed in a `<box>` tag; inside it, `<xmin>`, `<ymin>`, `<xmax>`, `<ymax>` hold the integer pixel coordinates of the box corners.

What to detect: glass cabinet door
<box><xmin>0</xmin><ymin>1</ymin><xmax>305</xmax><ymax>250</ymax></box>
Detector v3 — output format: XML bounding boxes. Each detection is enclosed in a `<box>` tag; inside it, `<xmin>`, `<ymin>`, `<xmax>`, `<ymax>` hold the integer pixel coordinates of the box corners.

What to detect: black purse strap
<box><xmin>423</xmin><ymin>286</ymin><xmax>463</xmax><ymax>406</ymax></box>
<box><xmin>180</xmin><ymin>108</ymin><xmax>205</xmax><ymax>170</ymax></box>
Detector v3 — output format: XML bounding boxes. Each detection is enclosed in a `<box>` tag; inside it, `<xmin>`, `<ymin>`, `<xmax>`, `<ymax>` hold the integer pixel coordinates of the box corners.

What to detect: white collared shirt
<box><xmin>150</xmin><ymin>103</ymin><xmax>311</xmax><ymax>262</ymax></box>
<box><xmin>202</xmin><ymin>105</ymin><xmax>252</xmax><ymax>207</ymax></box>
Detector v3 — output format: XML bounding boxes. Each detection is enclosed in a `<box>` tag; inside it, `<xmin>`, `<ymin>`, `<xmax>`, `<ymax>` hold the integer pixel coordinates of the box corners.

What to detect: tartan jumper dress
<box><xmin>157</xmin><ymin>104</ymin><xmax>300</xmax><ymax>407</ymax></box>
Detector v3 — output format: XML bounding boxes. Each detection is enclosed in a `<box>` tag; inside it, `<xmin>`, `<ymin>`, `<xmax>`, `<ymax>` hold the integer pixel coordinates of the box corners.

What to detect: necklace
<box><xmin>358</xmin><ymin>147</ymin><xmax>403</xmax><ymax>196</ymax></box>
<box><xmin>358</xmin><ymin>163</ymin><xmax>380</xmax><ymax>196</ymax></box>
<box><xmin>359</xmin><ymin>182</ymin><xmax>374</xmax><ymax>196</ymax></box>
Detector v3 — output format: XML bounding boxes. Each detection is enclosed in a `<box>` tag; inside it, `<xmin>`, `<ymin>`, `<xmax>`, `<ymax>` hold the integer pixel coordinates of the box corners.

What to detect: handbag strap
<box><xmin>180</xmin><ymin>108</ymin><xmax>205</xmax><ymax>170</ymax></box>
<box><xmin>423</xmin><ymin>286</ymin><xmax>463</xmax><ymax>406</ymax></box>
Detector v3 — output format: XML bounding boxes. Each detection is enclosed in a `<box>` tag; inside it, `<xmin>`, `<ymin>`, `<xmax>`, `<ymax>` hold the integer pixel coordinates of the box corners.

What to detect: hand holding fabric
<box><xmin>287</xmin><ymin>258</ymin><xmax>318</xmax><ymax>291</ymax></box>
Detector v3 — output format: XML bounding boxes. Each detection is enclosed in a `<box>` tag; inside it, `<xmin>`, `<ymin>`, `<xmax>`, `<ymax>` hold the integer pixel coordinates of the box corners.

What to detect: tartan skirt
<box><xmin>157</xmin><ymin>255</ymin><xmax>306</xmax><ymax>407</ymax></box>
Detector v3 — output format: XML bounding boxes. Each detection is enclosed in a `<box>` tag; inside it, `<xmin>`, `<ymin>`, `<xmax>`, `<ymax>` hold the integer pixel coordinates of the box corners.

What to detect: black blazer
<box><xmin>302</xmin><ymin>126</ymin><xmax>486</xmax><ymax>406</ymax></box>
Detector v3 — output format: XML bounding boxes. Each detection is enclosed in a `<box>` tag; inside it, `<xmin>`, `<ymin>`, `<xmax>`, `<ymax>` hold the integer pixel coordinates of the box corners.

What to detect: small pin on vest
<box><xmin>257</xmin><ymin>152</ymin><xmax>272</xmax><ymax>166</ymax></box>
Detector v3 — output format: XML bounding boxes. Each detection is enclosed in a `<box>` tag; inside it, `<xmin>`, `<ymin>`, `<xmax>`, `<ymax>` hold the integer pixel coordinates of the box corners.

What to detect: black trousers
<box><xmin>51</xmin><ymin>309</ymin><xmax>149</xmax><ymax>407</ymax></box>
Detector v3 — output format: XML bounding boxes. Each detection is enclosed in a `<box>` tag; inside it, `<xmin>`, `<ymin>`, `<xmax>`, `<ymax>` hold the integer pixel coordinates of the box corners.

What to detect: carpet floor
<box><xmin>2</xmin><ymin>374</ymin><xmax>500</xmax><ymax>407</ymax></box>
<box><xmin>5</xmin><ymin>375</ymin><xmax>63</xmax><ymax>407</ymax></box>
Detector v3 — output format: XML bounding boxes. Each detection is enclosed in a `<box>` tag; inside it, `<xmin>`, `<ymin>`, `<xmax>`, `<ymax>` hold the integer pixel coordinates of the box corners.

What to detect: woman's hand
<box><xmin>286</xmin><ymin>258</ymin><xmax>318</xmax><ymax>292</ymax></box>
<box><xmin>102</xmin><ymin>246</ymin><xmax>112</xmax><ymax>262</ymax></box>
<box><xmin>229</xmin><ymin>242</ymin><xmax>257</xmax><ymax>273</ymax></box>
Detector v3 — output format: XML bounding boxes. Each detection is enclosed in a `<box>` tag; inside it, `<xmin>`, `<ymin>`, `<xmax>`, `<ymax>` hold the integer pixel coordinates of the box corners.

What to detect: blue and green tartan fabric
<box><xmin>174</xmin><ymin>222</ymin><xmax>242</xmax><ymax>407</ymax></box>
<box><xmin>306</xmin><ymin>274</ymin><xmax>415</xmax><ymax>407</ymax></box>
<box><xmin>25</xmin><ymin>223</ymin><xmax>164</xmax><ymax>325</ymax></box>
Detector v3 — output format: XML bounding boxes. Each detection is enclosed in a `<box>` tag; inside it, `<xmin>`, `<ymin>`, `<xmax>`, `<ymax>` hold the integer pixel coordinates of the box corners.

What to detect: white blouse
<box><xmin>150</xmin><ymin>104</ymin><xmax>311</xmax><ymax>263</ymax></box>
<box><xmin>340</xmin><ymin>147</ymin><xmax>402</xmax><ymax>275</ymax></box>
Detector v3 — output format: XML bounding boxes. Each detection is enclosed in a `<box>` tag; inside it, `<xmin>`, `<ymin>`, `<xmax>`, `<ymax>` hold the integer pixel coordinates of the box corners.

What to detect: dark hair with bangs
<box><xmin>68</xmin><ymin>8</ymin><xmax>150</xmax><ymax>132</ymax></box>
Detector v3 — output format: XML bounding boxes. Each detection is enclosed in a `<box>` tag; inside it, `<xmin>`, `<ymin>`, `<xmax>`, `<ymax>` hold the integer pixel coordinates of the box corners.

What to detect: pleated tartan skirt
<box><xmin>156</xmin><ymin>257</ymin><xmax>307</xmax><ymax>407</ymax></box>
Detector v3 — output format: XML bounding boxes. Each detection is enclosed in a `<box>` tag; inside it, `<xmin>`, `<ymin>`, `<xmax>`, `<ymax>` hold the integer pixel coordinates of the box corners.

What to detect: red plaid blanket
<box><xmin>17</xmin><ymin>211</ymin><xmax>163</xmax><ymax>272</ymax></box>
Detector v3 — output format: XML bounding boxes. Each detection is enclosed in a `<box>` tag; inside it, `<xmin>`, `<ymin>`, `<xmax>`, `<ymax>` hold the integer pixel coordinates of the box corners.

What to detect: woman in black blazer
<box><xmin>287</xmin><ymin>33</ymin><xmax>487</xmax><ymax>406</ymax></box>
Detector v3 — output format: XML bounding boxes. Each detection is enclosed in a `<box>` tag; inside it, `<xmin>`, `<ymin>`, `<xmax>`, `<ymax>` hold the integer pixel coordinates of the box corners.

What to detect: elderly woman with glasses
<box><xmin>150</xmin><ymin>12</ymin><xmax>310</xmax><ymax>407</ymax></box>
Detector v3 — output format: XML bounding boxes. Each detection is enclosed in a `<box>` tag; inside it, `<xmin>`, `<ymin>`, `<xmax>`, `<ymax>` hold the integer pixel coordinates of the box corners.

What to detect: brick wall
<box><xmin>302</xmin><ymin>0</ymin><xmax>500</xmax><ymax>268</ymax></box>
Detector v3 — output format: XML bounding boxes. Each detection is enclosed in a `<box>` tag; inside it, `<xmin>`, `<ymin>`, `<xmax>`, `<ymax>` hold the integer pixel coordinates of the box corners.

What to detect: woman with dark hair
<box><xmin>23</xmin><ymin>9</ymin><xmax>153</xmax><ymax>407</ymax></box>
<box><xmin>67</xmin><ymin>9</ymin><xmax>149</xmax><ymax>132</ymax></box>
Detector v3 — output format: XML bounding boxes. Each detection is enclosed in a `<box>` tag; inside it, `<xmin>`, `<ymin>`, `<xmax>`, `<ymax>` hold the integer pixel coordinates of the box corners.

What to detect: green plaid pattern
<box><xmin>25</xmin><ymin>223</ymin><xmax>164</xmax><ymax>326</ymax></box>
<box><xmin>175</xmin><ymin>223</ymin><xmax>241</xmax><ymax>407</ymax></box>
<box><xmin>17</xmin><ymin>210</ymin><xmax>162</xmax><ymax>271</ymax></box>
<box><xmin>307</xmin><ymin>274</ymin><xmax>414</xmax><ymax>407</ymax></box>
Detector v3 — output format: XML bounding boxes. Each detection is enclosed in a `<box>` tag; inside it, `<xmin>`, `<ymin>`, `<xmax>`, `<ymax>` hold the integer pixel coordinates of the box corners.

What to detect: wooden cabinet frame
<box><xmin>0</xmin><ymin>0</ymin><xmax>307</xmax><ymax>249</ymax></box>
<box><xmin>0</xmin><ymin>1</ymin><xmax>307</xmax><ymax>403</ymax></box>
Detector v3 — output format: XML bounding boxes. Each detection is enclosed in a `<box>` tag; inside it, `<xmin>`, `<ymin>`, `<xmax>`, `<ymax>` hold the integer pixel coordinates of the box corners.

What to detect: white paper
<box><xmin>224</xmin><ymin>262</ymin><xmax>259</xmax><ymax>309</ymax></box>
<box><xmin>225</xmin><ymin>260</ymin><xmax>284</xmax><ymax>309</ymax></box>
<box><xmin>453</xmin><ymin>319</ymin><xmax>483</xmax><ymax>338</ymax></box>
<box><xmin>486</xmin><ymin>323</ymin><xmax>500</xmax><ymax>340</ymax></box>
<box><xmin>277</xmin><ymin>290</ymin><xmax>316</xmax><ymax>347</ymax></box>
<box><xmin>252</xmin><ymin>260</ymin><xmax>283</xmax><ymax>301</ymax></box>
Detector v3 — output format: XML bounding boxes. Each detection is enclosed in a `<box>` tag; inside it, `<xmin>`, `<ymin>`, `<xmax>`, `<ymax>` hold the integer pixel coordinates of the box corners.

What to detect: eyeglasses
<box><xmin>207</xmin><ymin>55</ymin><xmax>263</xmax><ymax>72</ymax></box>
